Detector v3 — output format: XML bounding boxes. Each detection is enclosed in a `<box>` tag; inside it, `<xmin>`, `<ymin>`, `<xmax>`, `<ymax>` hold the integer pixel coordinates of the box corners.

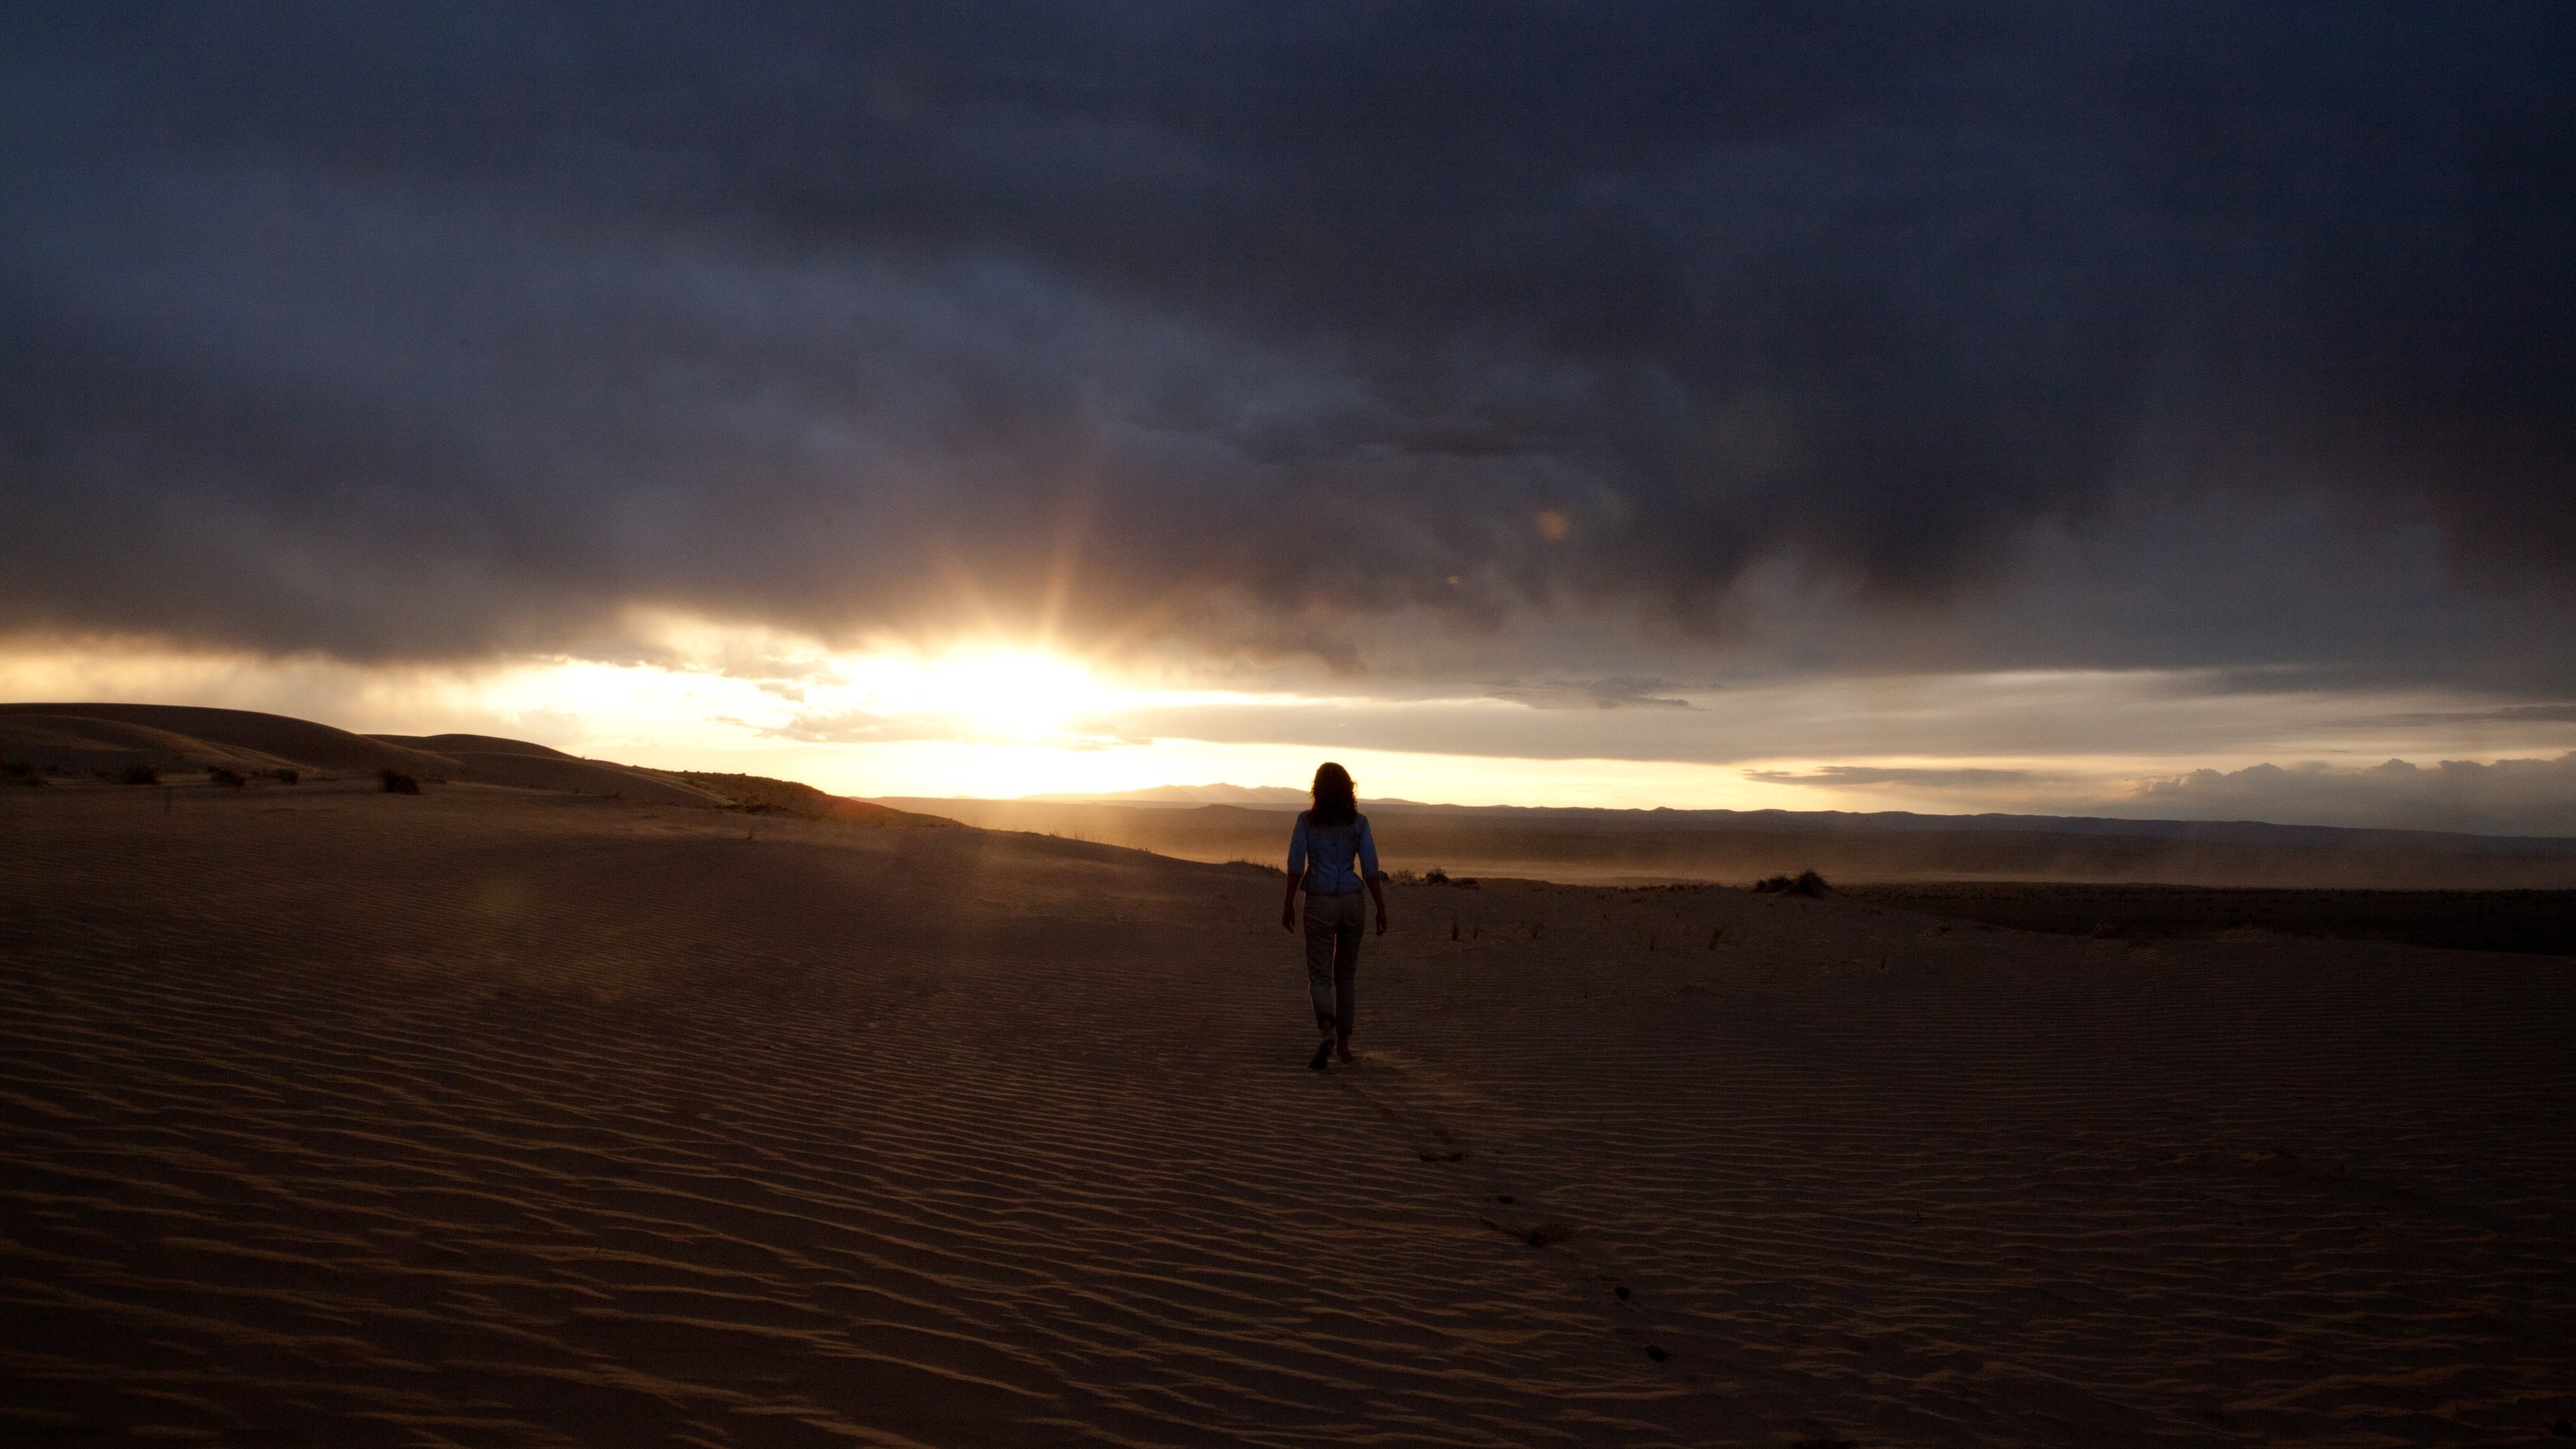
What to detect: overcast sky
<box><xmin>5</xmin><ymin>4</ymin><xmax>2573</xmax><ymax>828</ymax></box>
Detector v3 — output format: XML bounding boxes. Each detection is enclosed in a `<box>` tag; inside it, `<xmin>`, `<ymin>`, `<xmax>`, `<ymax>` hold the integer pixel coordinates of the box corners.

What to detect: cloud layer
<box><xmin>3</xmin><ymin>4</ymin><xmax>2572</xmax><ymax>692</ymax></box>
<box><xmin>2121</xmin><ymin>754</ymin><xmax>2576</xmax><ymax>839</ymax></box>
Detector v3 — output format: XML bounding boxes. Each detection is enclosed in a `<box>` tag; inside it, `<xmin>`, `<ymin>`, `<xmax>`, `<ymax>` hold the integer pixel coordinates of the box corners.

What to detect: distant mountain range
<box><xmin>988</xmin><ymin>783</ymin><xmax>2575</xmax><ymax>852</ymax></box>
<box><xmin>886</xmin><ymin>790</ymin><xmax>2576</xmax><ymax>889</ymax></box>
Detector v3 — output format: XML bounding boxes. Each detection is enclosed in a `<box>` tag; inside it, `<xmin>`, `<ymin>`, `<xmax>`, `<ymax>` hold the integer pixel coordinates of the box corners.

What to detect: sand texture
<box><xmin>5</xmin><ymin>784</ymin><xmax>2573</xmax><ymax>1445</ymax></box>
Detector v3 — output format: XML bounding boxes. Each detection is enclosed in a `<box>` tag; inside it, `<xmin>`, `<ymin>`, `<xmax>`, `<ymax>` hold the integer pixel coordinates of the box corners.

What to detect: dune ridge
<box><xmin>2</xmin><ymin>702</ymin><xmax>466</xmax><ymax>776</ymax></box>
<box><xmin>0</xmin><ymin>704</ymin><xmax>951</xmax><ymax>818</ymax></box>
<box><xmin>0</xmin><ymin>712</ymin><xmax>307</xmax><ymax>776</ymax></box>
<box><xmin>370</xmin><ymin>733</ymin><xmax>585</xmax><ymax>760</ymax></box>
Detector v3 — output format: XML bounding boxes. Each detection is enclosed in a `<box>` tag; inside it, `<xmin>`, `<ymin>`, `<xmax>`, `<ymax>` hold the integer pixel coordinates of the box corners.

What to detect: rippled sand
<box><xmin>5</xmin><ymin>784</ymin><xmax>2572</xmax><ymax>1445</ymax></box>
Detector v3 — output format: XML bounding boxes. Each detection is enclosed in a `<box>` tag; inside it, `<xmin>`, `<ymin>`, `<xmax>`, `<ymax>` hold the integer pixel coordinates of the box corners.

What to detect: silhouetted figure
<box><xmin>1279</xmin><ymin>761</ymin><xmax>1385</xmax><ymax>1068</ymax></box>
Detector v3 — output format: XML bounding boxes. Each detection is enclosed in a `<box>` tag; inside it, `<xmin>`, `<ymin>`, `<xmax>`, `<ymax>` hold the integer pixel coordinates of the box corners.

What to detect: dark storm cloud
<box><xmin>1486</xmin><ymin>677</ymin><xmax>1690</xmax><ymax>710</ymax></box>
<box><xmin>3</xmin><ymin>2</ymin><xmax>2571</xmax><ymax>675</ymax></box>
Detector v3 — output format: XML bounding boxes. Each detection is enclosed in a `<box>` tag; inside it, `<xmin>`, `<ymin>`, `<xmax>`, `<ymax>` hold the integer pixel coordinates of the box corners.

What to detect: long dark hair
<box><xmin>1309</xmin><ymin>761</ymin><xmax>1357</xmax><ymax>827</ymax></box>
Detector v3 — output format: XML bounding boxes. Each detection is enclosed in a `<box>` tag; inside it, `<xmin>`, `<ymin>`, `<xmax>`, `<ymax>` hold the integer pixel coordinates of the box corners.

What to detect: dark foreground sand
<box><xmin>5</xmin><ymin>783</ymin><xmax>2573</xmax><ymax>1446</ymax></box>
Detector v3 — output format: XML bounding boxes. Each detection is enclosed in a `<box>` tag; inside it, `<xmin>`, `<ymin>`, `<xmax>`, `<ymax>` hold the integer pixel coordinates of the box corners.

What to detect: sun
<box><xmin>885</xmin><ymin>647</ymin><xmax>1119</xmax><ymax>739</ymax></box>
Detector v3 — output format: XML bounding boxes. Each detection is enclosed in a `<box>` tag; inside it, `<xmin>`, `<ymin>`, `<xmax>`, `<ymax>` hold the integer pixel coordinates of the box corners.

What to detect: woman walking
<box><xmin>1280</xmin><ymin>762</ymin><xmax>1387</xmax><ymax>1069</ymax></box>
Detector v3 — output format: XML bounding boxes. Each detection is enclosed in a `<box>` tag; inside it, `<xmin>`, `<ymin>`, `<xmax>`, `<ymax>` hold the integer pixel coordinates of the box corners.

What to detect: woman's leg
<box><xmin>1302</xmin><ymin>896</ymin><xmax>1341</xmax><ymax>1038</ymax></box>
<box><xmin>1332</xmin><ymin>896</ymin><xmax>1362</xmax><ymax>1042</ymax></box>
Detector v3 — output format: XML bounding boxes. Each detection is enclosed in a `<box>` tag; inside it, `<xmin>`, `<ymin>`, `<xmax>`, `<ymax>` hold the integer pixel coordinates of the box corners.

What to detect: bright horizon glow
<box><xmin>2</xmin><ymin>626</ymin><xmax>2571</xmax><ymax>828</ymax></box>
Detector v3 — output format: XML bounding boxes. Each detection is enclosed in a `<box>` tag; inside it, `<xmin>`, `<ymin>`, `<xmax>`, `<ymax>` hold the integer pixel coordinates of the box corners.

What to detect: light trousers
<box><xmin>1302</xmin><ymin>890</ymin><xmax>1364</xmax><ymax>1039</ymax></box>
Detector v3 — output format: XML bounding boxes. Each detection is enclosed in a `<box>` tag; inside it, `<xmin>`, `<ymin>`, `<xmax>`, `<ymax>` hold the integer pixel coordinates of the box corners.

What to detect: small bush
<box><xmin>380</xmin><ymin>767</ymin><xmax>422</xmax><ymax>795</ymax></box>
<box><xmin>1750</xmin><ymin>870</ymin><xmax>1830</xmax><ymax>897</ymax></box>
<box><xmin>1424</xmin><ymin>867</ymin><xmax>1450</xmax><ymax>884</ymax></box>
<box><xmin>121</xmin><ymin>762</ymin><xmax>161</xmax><ymax>785</ymax></box>
<box><xmin>207</xmin><ymin>767</ymin><xmax>248</xmax><ymax>789</ymax></box>
<box><xmin>268</xmin><ymin>767</ymin><xmax>300</xmax><ymax>784</ymax></box>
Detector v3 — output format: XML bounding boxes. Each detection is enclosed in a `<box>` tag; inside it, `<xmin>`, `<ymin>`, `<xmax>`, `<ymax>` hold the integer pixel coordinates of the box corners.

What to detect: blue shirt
<box><xmin>1287</xmin><ymin>810</ymin><xmax>1378</xmax><ymax>894</ymax></box>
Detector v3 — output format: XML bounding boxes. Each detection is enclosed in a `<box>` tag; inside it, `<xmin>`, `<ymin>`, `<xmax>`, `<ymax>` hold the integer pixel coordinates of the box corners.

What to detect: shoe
<box><xmin>1308</xmin><ymin>1039</ymin><xmax>1334</xmax><ymax>1071</ymax></box>
<box><xmin>1334</xmin><ymin>1039</ymin><xmax>1355</xmax><ymax>1064</ymax></box>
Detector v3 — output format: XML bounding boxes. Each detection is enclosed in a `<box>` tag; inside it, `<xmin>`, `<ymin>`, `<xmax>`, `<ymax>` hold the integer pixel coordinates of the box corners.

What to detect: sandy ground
<box><xmin>4</xmin><ymin>782</ymin><xmax>2573</xmax><ymax>1446</ymax></box>
<box><xmin>1842</xmin><ymin>883</ymin><xmax>2576</xmax><ymax>958</ymax></box>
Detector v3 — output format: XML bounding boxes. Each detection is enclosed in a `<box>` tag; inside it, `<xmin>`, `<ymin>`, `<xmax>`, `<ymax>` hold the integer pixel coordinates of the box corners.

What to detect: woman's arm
<box><xmin>1281</xmin><ymin>813</ymin><xmax>1307</xmax><ymax>931</ymax></box>
<box><xmin>1360</xmin><ymin>816</ymin><xmax>1387</xmax><ymax>934</ymax></box>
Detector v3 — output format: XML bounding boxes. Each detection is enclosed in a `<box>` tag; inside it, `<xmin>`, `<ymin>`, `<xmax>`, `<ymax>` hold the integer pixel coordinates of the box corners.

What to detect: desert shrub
<box><xmin>379</xmin><ymin>767</ymin><xmax>422</xmax><ymax>794</ymax></box>
<box><xmin>1424</xmin><ymin>867</ymin><xmax>1450</xmax><ymax>884</ymax></box>
<box><xmin>268</xmin><ymin>767</ymin><xmax>300</xmax><ymax>784</ymax></box>
<box><xmin>1226</xmin><ymin>859</ymin><xmax>1286</xmax><ymax>876</ymax></box>
<box><xmin>121</xmin><ymin>762</ymin><xmax>161</xmax><ymax>785</ymax></box>
<box><xmin>207</xmin><ymin>767</ymin><xmax>248</xmax><ymax>788</ymax></box>
<box><xmin>1750</xmin><ymin>870</ymin><xmax>1830</xmax><ymax>896</ymax></box>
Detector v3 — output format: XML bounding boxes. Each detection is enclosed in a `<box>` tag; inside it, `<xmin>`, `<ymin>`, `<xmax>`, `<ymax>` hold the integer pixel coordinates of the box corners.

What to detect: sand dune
<box><xmin>5</xmin><ymin>781</ymin><xmax>2571</xmax><ymax>1444</ymax></box>
<box><xmin>372</xmin><ymin>733</ymin><xmax>586</xmax><ymax>760</ymax></box>
<box><xmin>3</xmin><ymin>702</ymin><xmax>464</xmax><ymax>776</ymax></box>
<box><xmin>431</xmin><ymin>751</ymin><xmax>733</xmax><ymax>806</ymax></box>
<box><xmin>2</xmin><ymin>705</ymin><xmax>743</xmax><ymax>808</ymax></box>
<box><xmin>369</xmin><ymin>733</ymin><xmax>743</xmax><ymax>806</ymax></box>
<box><xmin>674</xmin><ymin>771</ymin><xmax>963</xmax><ymax>828</ymax></box>
<box><xmin>0</xmin><ymin>712</ymin><xmax>307</xmax><ymax>776</ymax></box>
